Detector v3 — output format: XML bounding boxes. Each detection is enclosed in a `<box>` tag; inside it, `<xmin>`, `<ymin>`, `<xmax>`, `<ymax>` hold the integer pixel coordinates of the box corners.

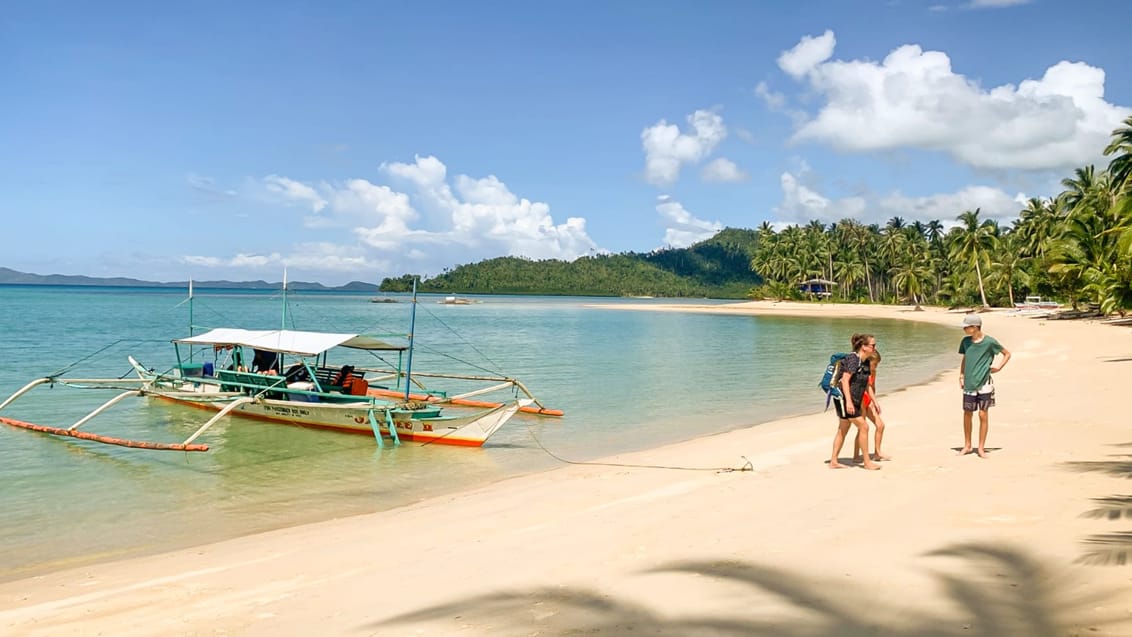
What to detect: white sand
<box><xmin>2</xmin><ymin>302</ymin><xmax>1131</xmax><ymax>636</ymax></box>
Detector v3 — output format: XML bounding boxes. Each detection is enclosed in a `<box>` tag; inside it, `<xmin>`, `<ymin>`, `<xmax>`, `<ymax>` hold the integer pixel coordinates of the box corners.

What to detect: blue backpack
<box><xmin>819</xmin><ymin>352</ymin><xmax>849</xmax><ymax>410</ymax></box>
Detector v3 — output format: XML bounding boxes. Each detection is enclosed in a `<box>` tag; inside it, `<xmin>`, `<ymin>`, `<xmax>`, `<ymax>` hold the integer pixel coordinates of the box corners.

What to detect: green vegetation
<box><xmin>382</xmin><ymin>118</ymin><xmax>1132</xmax><ymax>314</ymax></box>
<box><xmin>379</xmin><ymin>228</ymin><xmax>763</xmax><ymax>298</ymax></box>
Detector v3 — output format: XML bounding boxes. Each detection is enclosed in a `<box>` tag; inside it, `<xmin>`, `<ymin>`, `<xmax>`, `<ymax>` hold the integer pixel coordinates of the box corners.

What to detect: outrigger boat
<box><xmin>0</xmin><ymin>281</ymin><xmax>559</xmax><ymax>452</ymax></box>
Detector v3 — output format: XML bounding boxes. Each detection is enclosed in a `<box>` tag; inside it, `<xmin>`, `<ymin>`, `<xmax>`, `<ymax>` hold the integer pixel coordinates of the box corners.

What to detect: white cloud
<box><xmin>775</xmin><ymin>172</ymin><xmax>866</xmax><ymax>223</ymax></box>
<box><xmin>778</xmin><ymin>31</ymin><xmax>1131</xmax><ymax>171</ymax></box>
<box><xmin>190</xmin><ymin>155</ymin><xmax>602</xmax><ymax>281</ymax></box>
<box><xmin>772</xmin><ymin>169</ymin><xmax>1027</xmax><ymax>226</ymax></box>
<box><xmin>879</xmin><ymin>186</ymin><xmax>1027</xmax><ymax>223</ymax></box>
<box><xmin>655</xmin><ymin>196</ymin><xmax>723</xmax><ymax>248</ymax></box>
<box><xmin>641</xmin><ymin>109</ymin><xmax>727</xmax><ymax>186</ymax></box>
<box><xmin>777</xmin><ymin>30</ymin><xmax>835</xmax><ymax>79</ymax></box>
<box><xmin>701</xmin><ymin>158</ymin><xmax>749</xmax><ymax>183</ymax></box>
<box><xmin>183</xmin><ymin>246</ymin><xmax>375</xmax><ymax>274</ymax></box>
<box><xmin>264</xmin><ymin>175</ymin><xmax>328</xmax><ymax>212</ymax></box>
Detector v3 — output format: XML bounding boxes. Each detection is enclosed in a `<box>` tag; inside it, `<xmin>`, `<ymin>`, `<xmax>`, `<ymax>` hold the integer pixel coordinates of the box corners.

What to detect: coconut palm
<box><xmin>1103</xmin><ymin>115</ymin><xmax>1132</xmax><ymax>195</ymax></box>
<box><xmin>951</xmin><ymin>208</ymin><xmax>996</xmax><ymax>307</ymax></box>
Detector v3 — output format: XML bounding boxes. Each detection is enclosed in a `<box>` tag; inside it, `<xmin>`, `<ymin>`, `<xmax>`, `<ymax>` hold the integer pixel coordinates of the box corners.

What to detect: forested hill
<box><xmin>379</xmin><ymin>228</ymin><xmax>763</xmax><ymax>298</ymax></box>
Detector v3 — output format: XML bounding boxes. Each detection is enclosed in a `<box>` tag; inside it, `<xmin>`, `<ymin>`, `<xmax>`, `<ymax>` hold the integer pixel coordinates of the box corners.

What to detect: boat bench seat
<box><xmin>216</xmin><ymin>369</ymin><xmax>288</xmax><ymax>396</ymax></box>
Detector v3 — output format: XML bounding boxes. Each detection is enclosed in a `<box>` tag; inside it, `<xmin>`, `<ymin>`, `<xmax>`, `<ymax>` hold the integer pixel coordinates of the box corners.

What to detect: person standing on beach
<box><xmin>829</xmin><ymin>333</ymin><xmax>881</xmax><ymax>470</ymax></box>
<box><xmin>958</xmin><ymin>314</ymin><xmax>1011</xmax><ymax>458</ymax></box>
<box><xmin>853</xmin><ymin>348</ymin><xmax>892</xmax><ymax>463</ymax></box>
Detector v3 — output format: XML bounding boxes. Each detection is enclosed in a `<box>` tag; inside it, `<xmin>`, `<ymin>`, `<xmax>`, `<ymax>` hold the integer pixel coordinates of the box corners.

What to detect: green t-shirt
<box><xmin>958</xmin><ymin>335</ymin><xmax>1003</xmax><ymax>392</ymax></box>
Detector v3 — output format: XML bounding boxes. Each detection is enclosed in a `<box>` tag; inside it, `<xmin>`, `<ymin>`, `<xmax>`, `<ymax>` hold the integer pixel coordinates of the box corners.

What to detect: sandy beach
<box><xmin>2</xmin><ymin>301</ymin><xmax>1131</xmax><ymax>636</ymax></box>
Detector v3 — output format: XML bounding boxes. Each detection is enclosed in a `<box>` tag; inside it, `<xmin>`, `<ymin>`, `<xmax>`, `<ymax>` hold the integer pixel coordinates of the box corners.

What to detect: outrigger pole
<box><xmin>0</xmin><ymin>377</ymin><xmax>209</xmax><ymax>452</ymax></box>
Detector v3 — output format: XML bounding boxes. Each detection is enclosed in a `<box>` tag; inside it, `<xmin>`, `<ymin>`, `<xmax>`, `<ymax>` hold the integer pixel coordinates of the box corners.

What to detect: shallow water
<box><xmin>0</xmin><ymin>286</ymin><xmax>956</xmax><ymax>580</ymax></box>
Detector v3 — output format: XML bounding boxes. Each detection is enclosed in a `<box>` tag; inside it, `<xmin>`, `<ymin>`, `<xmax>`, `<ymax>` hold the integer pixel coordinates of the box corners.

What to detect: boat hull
<box><xmin>144</xmin><ymin>390</ymin><xmax>519</xmax><ymax>447</ymax></box>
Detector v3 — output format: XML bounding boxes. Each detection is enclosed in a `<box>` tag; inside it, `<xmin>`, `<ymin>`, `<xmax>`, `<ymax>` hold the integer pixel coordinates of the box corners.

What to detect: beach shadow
<box><xmin>950</xmin><ymin>447</ymin><xmax>1002</xmax><ymax>455</ymax></box>
<box><xmin>1102</xmin><ymin>357</ymin><xmax>1132</xmax><ymax>363</ymax></box>
<box><xmin>1080</xmin><ymin>496</ymin><xmax>1132</xmax><ymax>520</ymax></box>
<box><xmin>369</xmin><ymin>543</ymin><xmax>1118</xmax><ymax>636</ymax></box>
<box><xmin>1062</xmin><ymin>459</ymin><xmax>1132</xmax><ymax>478</ymax></box>
<box><xmin>1065</xmin><ymin>446</ymin><xmax>1132</xmax><ymax>565</ymax></box>
<box><xmin>1078</xmin><ymin>532</ymin><xmax>1132</xmax><ymax>566</ymax></box>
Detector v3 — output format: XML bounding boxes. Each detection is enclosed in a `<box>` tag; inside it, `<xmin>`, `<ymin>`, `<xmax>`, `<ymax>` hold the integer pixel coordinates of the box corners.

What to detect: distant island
<box><xmin>0</xmin><ymin>267</ymin><xmax>379</xmax><ymax>292</ymax></box>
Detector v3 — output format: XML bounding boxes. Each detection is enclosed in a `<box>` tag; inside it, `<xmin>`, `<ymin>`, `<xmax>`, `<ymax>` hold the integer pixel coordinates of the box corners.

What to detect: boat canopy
<box><xmin>174</xmin><ymin>328</ymin><xmax>406</xmax><ymax>357</ymax></box>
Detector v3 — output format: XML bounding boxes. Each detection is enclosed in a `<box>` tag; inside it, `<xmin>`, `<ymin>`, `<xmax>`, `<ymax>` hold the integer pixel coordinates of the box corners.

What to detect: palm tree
<box><xmin>987</xmin><ymin>233</ymin><xmax>1031</xmax><ymax>307</ymax></box>
<box><xmin>952</xmin><ymin>208</ymin><xmax>996</xmax><ymax>308</ymax></box>
<box><xmin>1103</xmin><ymin>115</ymin><xmax>1132</xmax><ymax>195</ymax></box>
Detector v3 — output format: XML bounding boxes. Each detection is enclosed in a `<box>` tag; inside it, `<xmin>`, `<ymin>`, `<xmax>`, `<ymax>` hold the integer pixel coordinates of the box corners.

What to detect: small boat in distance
<box><xmin>369</xmin><ymin>297</ymin><xmax>399</xmax><ymax>303</ymax></box>
<box><xmin>438</xmin><ymin>295</ymin><xmax>478</xmax><ymax>305</ymax></box>
<box><xmin>1014</xmin><ymin>296</ymin><xmax>1061</xmax><ymax>311</ymax></box>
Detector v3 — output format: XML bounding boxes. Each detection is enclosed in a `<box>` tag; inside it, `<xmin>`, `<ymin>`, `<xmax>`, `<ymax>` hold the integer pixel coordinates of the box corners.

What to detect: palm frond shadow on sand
<box><xmin>1064</xmin><ymin>453</ymin><xmax>1132</xmax><ymax>565</ymax></box>
<box><xmin>372</xmin><ymin>543</ymin><xmax>1117</xmax><ymax>636</ymax></box>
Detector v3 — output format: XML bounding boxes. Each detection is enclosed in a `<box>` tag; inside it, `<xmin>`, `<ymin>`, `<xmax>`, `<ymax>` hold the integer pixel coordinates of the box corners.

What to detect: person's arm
<box><xmin>959</xmin><ymin>354</ymin><xmax>966</xmax><ymax>388</ymax></box>
<box><xmin>840</xmin><ymin>361</ymin><xmax>856</xmax><ymax>415</ymax></box>
<box><xmin>991</xmin><ymin>347</ymin><xmax>1011</xmax><ymax>373</ymax></box>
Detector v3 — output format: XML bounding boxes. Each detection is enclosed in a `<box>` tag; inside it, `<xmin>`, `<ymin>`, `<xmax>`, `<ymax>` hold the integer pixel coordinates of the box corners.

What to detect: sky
<box><xmin>2</xmin><ymin>0</ymin><xmax>1131</xmax><ymax>286</ymax></box>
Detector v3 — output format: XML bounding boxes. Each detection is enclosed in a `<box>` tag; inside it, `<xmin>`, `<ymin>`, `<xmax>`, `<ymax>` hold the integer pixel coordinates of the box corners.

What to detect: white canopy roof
<box><xmin>174</xmin><ymin>328</ymin><xmax>405</xmax><ymax>356</ymax></box>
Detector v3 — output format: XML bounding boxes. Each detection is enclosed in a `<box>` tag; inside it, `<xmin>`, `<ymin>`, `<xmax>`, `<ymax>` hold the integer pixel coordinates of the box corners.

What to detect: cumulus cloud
<box><xmin>775</xmin><ymin>172</ymin><xmax>866</xmax><ymax>224</ymax></box>
<box><xmin>186</xmin><ymin>155</ymin><xmax>601</xmax><ymax>281</ymax></box>
<box><xmin>655</xmin><ymin>196</ymin><xmax>723</xmax><ymax>248</ymax></box>
<box><xmin>641</xmin><ymin>109</ymin><xmax>727</xmax><ymax>186</ymax></box>
<box><xmin>264</xmin><ymin>175</ymin><xmax>328</xmax><ymax>212</ymax></box>
<box><xmin>777</xmin><ymin>30</ymin><xmax>835</xmax><ymax>79</ymax></box>
<box><xmin>701</xmin><ymin>158</ymin><xmax>749</xmax><ymax>183</ymax></box>
<box><xmin>777</xmin><ymin>31</ymin><xmax>1131</xmax><ymax>171</ymax></box>
<box><xmin>771</xmin><ymin>169</ymin><xmax>1027</xmax><ymax>227</ymax></box>
<box><xmin>879</xmin><ymin>185</ymin><xmax>1027</xmax><ymax>223</ymax></box>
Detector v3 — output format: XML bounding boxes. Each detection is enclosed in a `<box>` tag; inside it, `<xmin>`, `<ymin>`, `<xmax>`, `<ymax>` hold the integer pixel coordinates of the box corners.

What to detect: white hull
<box><xmin>132</xmin><ymin>360</ymin><xmax>524</xmax><ymax>447</ymax></box>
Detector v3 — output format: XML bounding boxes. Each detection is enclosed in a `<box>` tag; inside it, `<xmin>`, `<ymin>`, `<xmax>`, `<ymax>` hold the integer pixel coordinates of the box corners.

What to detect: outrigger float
<box><xmin>0</xmin><ymin>281</ymin><xmax>560</xmax><ymax>452</ymax></box>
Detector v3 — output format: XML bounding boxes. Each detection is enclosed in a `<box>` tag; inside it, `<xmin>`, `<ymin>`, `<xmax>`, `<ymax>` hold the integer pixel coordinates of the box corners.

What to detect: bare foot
<box><xmin>872</xmin><ymin>453</ymin><xmax>893</xmax><ymax>461</ymax></box>
<box><xmin>862</xmin><ymin>462</ymin><xmax>881</xmax><ymax>471</ymax></box>
<box><xmin>852</xmin><ymin>455</ymin><xmax>864</xmax><ymax>464</ymax></box>
<box><xmin>958</xmin><ymin>446</ymin><xmax>972</xmax><ymax>456</ymax></box>
<box><xmin>976</xmin><ymin>448</ymin><xmax>988</xmax><ymax>458</ymax></box>
<box><xmin>829</xmin><ymin>461</ymin><xmax>849</xmax><ymax>469</ymax></box>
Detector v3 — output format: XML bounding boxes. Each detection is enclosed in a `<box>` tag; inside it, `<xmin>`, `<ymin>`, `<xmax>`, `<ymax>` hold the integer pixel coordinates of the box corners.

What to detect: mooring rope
<box><xmin>524</xmin><ymin>427</ymin><xmax>753</xmax><ymax>474</ymax></box>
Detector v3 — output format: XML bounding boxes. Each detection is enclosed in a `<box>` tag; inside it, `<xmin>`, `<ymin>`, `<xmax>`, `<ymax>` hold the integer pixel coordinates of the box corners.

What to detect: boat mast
<box><xmin>188</xmin><ymin>278</ymin><xmax>194</xmax><ymax>362</ymax></box>
<box><xmin>404</xmin><ymin>278</ymin><xmax>418</xmax><ymax>402</ymax></box>
<box><xmin>281</xmin><ymin>268</ymin><xmax>288</xmax><ymax>330</ymax></box>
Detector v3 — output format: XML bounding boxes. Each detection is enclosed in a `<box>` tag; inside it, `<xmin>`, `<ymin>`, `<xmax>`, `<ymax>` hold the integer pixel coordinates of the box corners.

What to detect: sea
<box><xmin>0</xmin><ymin>285</ymin><xmax>957</xmax><ymax>581</ymax></box>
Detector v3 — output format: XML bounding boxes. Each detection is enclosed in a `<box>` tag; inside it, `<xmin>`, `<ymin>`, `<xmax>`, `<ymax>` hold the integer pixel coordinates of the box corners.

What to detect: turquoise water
<box><xmin>0</xmin><ymin>286</ymin><xmax>956</xmax><ymax>580</ymax></box>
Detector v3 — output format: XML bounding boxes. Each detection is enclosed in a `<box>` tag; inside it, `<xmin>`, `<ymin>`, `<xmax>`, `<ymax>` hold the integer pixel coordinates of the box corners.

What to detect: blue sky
<box><xmin>2</xmin><ymin>0</ymin><xmax>1130</xmax><ymax>285</ymax></box>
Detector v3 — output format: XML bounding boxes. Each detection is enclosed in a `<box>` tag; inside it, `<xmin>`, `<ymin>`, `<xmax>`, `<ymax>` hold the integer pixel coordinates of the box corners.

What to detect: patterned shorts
<box><xmin>962</xmin><ymin>380</ymin><xmax>995</xmax><ymax>412</ymax></box>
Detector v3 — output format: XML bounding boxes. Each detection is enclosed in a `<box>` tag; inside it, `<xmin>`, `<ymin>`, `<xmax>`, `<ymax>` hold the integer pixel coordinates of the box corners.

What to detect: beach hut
<box><xmin>798</xmin><ymin>278</ymin><xmax>836</xmax><ymax>298</ymax></box>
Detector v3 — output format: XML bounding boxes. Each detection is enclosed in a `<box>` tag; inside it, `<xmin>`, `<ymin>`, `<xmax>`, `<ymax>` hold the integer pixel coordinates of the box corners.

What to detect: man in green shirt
<box><xmin>958</xmin><ymin>313</ymin><xmax>1011</xmax><ymax>458</ymax></box>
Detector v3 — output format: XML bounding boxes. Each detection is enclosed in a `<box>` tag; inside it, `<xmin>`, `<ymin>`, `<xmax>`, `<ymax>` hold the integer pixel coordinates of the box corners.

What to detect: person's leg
<box><xmin>830</xmin><ymin>419</ymin><xmax>852</xmax><ymax>468</ymax></box>
<box><xmin>960</xmin><ymin>409</ymin><xmax>974</xmax><ymax>455</ymax></box>
<box><xmin>976</xmin><ymin>409</ymin><xmax>990</xmax><ymax>458</ymax></box>
<box><xmin>854</xmin><ymin>417</ymin><xmax>880</xmax><ymax>470</ymax></box>
<box><xmin>871</xmin><ymin>410</ymin><xmax>890</xmax><ymax>460</ymax></box>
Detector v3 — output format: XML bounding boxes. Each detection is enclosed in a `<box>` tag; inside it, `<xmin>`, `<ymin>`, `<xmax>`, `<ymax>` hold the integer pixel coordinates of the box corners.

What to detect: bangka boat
<box><xmin>1014</xmin><ymin>296</ymin><xmax>1061</xmax><ymax>311</ymax></box>
<box><xmin>0</xmin><ymin>281</ymin><xmax>559</xmax><ymax>452</ymax></box>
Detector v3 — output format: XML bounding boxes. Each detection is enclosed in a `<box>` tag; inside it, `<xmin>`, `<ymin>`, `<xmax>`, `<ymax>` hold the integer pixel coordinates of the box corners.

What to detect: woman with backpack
<box><xmin>829</xmin><ymin>333</ymin><xmax>881</xmax><ymax>470</ymax></box>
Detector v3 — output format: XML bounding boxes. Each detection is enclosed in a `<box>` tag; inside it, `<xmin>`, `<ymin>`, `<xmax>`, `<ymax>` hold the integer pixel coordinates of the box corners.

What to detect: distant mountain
<box><xmin>0</xmin><ymin>267</ymin><xmax>379</xmax><ymax>292</ymax></box>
